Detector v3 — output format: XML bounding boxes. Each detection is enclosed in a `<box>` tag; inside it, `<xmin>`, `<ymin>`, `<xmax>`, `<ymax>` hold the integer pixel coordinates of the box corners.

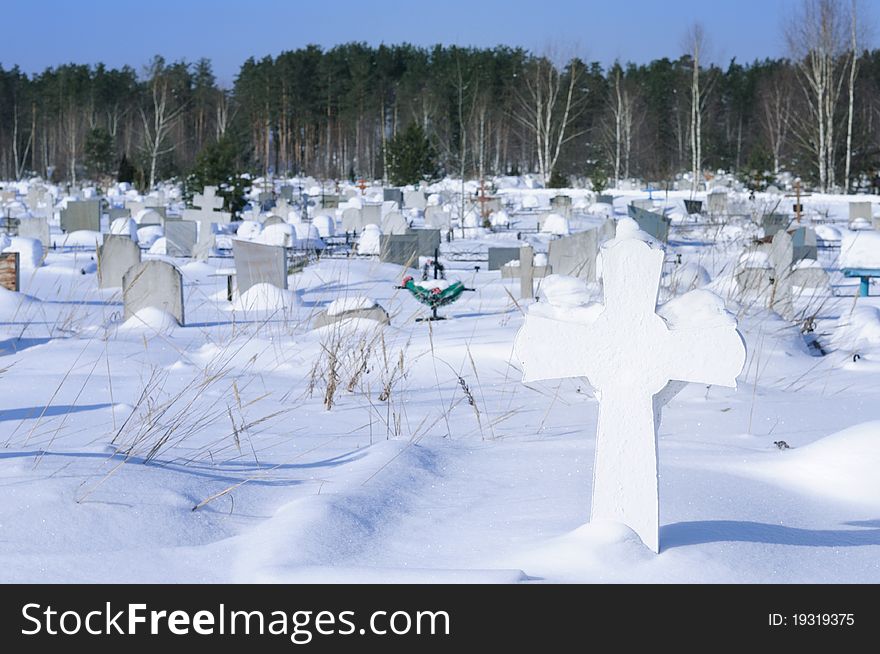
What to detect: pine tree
<box><xmin>185</xmin><ymin>135</ymin><xmax>249</xmax><ymax>216</ymax></box>
<box><xmin>385</xmin><ymin>122</ymin><xmax>438</xmax><ymax>186</ymax></box>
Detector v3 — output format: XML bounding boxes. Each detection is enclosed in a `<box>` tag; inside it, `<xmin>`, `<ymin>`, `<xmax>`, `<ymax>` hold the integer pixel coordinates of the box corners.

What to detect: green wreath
<box><xmin>402</xmin><ymin>276</ymin><xmax>466</xmax><ymax>308</ymax></box>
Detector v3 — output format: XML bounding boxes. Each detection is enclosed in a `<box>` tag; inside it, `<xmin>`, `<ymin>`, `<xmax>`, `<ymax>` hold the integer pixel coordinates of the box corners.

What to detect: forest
<box><xmin>1</xmin><ymin>12</ymin><xmax>878</xmax><ymax>192</ymax></box>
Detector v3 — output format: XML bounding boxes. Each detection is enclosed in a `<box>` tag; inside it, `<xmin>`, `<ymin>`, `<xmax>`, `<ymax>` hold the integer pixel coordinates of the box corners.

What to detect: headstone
<box><xmin>381</xmin><ymin>211</ymin><xmax>409</xmax><ymax>235</ymax></box>
<box><xmin>550</xmin><ymin>195</ymin><xmax>572</xmax><ymax>218</ymax></box>
<box><xmin>595</xmin><ymin>194</ymin><xmax>614</xmax><ymax>205</ymax></box>
<box><xmin>791</xmin><ymin>227</ymin><xmax>818</xmax><ymax>262</ymax></box>
<box><xmin>312</xmin><ymin>299</ymin><xmax>390</xmax><ymax>329</ymax></box>
<box><xmin>488</xmin><ymin>247</ymin><xmax>522</xmax><ymax>271</ymax></box>
<box><xmin>232</xmin><ymin>239</ymin><xmax>288</xmax><ymax>295</ymax></box>
<box><xmin>410</xmin><ymin>228</ymin><xmax>441</xmax><ymax>256</ymax></box>
<box><xmin>627</xmin><ymin>205</ymin><xmax>670</xmax><ymax>242</ymax></box>
<box><xmin>403</xmin><ymin>190</ymin><xmax>427</xmax><ymax>210</ymax></box>
<box><xmin>362</xmin><ymin>204</ymin><xmax>381</xmax><ymax>226</ymax></box>
<box><xmin>273</xmin><ymin>198</ymin><xmax>292</xmax><ymax>219</ymax></box>
<box><xmin>548</xmin><ymin>229</ymin><xmax>600</xmax><ymax>281</ymax></box>
<box><xmin>98</xmin><ymin>235</ymin><xmax>141</xmax><ymax>289</ymax></box>
<box><xmin>683</xmin><ymin>199</ymin><xmax>703</xmax><ymax>215</ymax></box>
<box><xmin>279</xmin><ymin>186</ymin><xmax>295</xmax><ymax>201</ymax></box>
<box><xmin>108</xmin><ymin>207</ymin><xmax>132</xmax><ymax>221</ymax></box>
<box><xmin>762</xmin><ymin>213</ymin><xmax>789</xmax><ymax>238</ymax></box>
<box><xmin>384</xmin><ymin>188</ymin><xmax>404</xmax><ymax>205</ymax></box>
<box><xmin>320</xmin><ymin>194</ymin><xmax>339</xmax><ymax>209</ymax></box>
<box><xmin>790</xmin><ymin>262</ymin><xmax>831</xmax><ymax>289</ymax></box>
<box><xmin>0</xmin><ymin>252</ymin><xmax>19</xmax><ymax>291</ymax></box>
<box><xmin>379</xmin><ymin>234</ymin><xmax>420</xmax><ymax>266</ymax></box>
<box><xmin>520</xmin><ymin>245</ymin><xmax>534</xmax><ymax>299</ymax></box>
<box><xmin>849</xmin><ymin>201</ymin><xmax>872</xmax><ymax>224</ymax></box>
<box><xmin>183</xmin><ymin>186</ymin><xmax>231</xmax><ymax>260</ymax></box>
<box><xmin>514</xmin><ymin>228</ymin><xmax>746</xmax><ymax>552</ymax></box>
<box><xmin>263</xmin><ymin>215</ymin><xmax>285</xmax><ymax>227</ymax></box>
<box><xmin>630</xmin><ymin>199</ymin><xmax>653</xmax><ymax>211</ymax></box>
<box><xmin>769</xmin><ymin>230</ymin><xmax>795</xmax><ymax>320</ymax></box>
<box><xmin>707</xmin><ymin>192</ymin><xmax>728</xmax><ymax>214</ymax></box>
<box><xmin>424</xmin><ymin>206</ymin><xmax>451</xmax><ymax>230</ymax></box>
<box><xmin>17</xmin><ymin>217</ymin><xmax>50</xmax><ymax>247</ymax></box>
<box><xmin>341</xmin><ymin>208</ymin><xmax>364</xmax><ymax>233</ymax></box>
<box><xmin>122</xmin><ymin>260</ymin><xmax>185</xmax><ymax>325</ymax></box>
<box><xmin>164</xmin><ymin>220</ymin><xmax>198</xmax><ymax>257</ymax></box>
<box><xmin>60</xmin><ymin>200</ymin><xmax>101</xmax><ymax>232</ymax></box>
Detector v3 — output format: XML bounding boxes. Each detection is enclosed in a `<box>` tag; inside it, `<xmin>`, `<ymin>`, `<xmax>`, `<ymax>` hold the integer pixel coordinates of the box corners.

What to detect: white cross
<box><xmin>193</xmin><ymin>186</ymin><xmax>225</xmax><ymax>212</ymax></box>
<box><xmin>514</xmin><ymin>225</ymin><xmax>746</xmax><ymax>552</ymax></box>
<box><xmin>183</xmin><ymin>186</ymin><xmax>231</xmax><ymax>260</ymax></box>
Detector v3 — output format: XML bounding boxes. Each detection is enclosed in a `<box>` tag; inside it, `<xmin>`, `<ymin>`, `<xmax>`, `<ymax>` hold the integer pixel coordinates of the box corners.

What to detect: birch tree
<box><xmin>683</xmin><ymin>24</ymin><xmax>708</xmax><ymax>193</ymax></box>
<box><xmin>140</xmin><ymin>57</ymin><xmax>186</xmax><ymax>189</ymax></box>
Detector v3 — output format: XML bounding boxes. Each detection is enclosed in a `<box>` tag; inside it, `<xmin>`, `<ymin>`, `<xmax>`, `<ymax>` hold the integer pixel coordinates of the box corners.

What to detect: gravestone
<box><xmin>379</xmin><ymin>234</ymin><xmax>420</xmax><ymax>266</ymax></box>
<box><xmin>384</xmin><ymin>188</ymin><xmax>404</xmax><ymax>205</ymax></box>
<box><xmin>630</xmin><ymin>199</ymin><xmax>653</xmax><ymax>211</ymax></box>
<box><xmin>320</xmin><ymin>194</ymin><xmax>339</xmax><ymax>209</ymax></box>
<box><xmin>707</xmin><ymin>192</ymin><xmax>728</xmax><ymax>214</ymax></box>
<box><xmin>108</xmin><ymin>207</ymin><xmax>131</xmax><ymax>221</ymax></box>
<box><xmin>519</xmin><ymin>245</ymin><xmax>534</xmax><ymax>299</ymax></box>
<box><xmin>488</xmin><ymin>247</ymin><xmax>522</xmax><ymax>271</ymax></box>
<box><xmin>232</xmin><ymin>239</ymin><xmax>288</xmax><ymax>295</ymax></box>
<box><xmin>0</xmin><ymin>252</ymin><xmax>19</xmax><ymax>291</ymax></box>
<box><xmin>769</xmin><ymin>230</ymin><xmax>795</xmax><ymax>320</ymax></box>
<box><xmin>312</xmin><ymin>299</ymin><xmax>390</xmax><ymax>329</ymax></box>
<box><xmin>548</xmin><ymin>228</ymin><xmax>600</xmax><ymax>281</ymax></box>
<box><xmin>279</xmin><ymin>186</ymin><xmax>295</xmax><ymax>201</ymax></box>
<box><xmin>98</xmin><ymin>235</ymin><xmax>142</xmax><ymax>289</ymax></box>
<box><xmin>550</xmin><ymin>195</ymin><xmax>572</xmax><ymax>218</ymax></box>
<box><xmin>183</xmin><ymin>186</ymin><xmax>231</xmax><ymax>260</ymax></box>
<box><xmin>381</xmin><ymin>211</ymin><xmax>408</xmax><ymax>235</ymax></box>
<box><xmin>424</xmin><ymin>206</ymin><xmax>451</xmax><ymax>230</ymax></box>
<box><xmin>410</xmin><ymin>228</ymin><xmax>441</xmax><ymax>256</ymax></box>
<box><xmin>791</xmin><ymin>227</ymin><xmax>818</xmax><ymax>262</ymax></box>
<box><xmin>627</xmin><ymin>205</ymin><xmax>670</xmax><ymax>242</ymax></box>
<box><xmin>762</xmin><ymin>213</ymin><xmax>789</xmax><ymax>238</ymax></box>
<box><xmin>164</xmin><ymin>220</ymin><xmax>198</xmax><ymax>257</ymax></box>
<box><xmin>362</xmin><ymin>204</ymin><xmax>382</xmax><ymax>226</ymax></box>
<box><xmin>272</xmin><ymin>198</ymin><xmax>292</xmax><ymax>220</ymax></box>
<box><xmin>341</xmin><ymin>208</ymin><xmax>364</xmax><ymax>233</ymax></box>
<box><xmin>683</xmin><ymin>199</ymin><xmax>703</xmax><ymax>215</ymax></box>
<box><xmin>122</xmin><ymin>260</ymin><xmax>185</xmax><ymax>325</ymax></box>
<box><xmin>403</xmin><ymin>190</ymin><xmax>427</xmax><ymax>210</ymax></box>
<box><xmin>263</xmin><ymin>215</ymin><xmax>285</xmax><ymax>227</ymax></box>
<box><xmin>595</xmin><ymin>194</ymin><xmax>614</xmax><ymax>205</ymax></box>
<box><xmin>514</xmin><ymin>225</ymin><xmax>746</xmax><ymax>552</ymax></box>
<box><xmin>849</xmin><ymin>201</ymin><xmax>872</xmax><ymax>224</ymax></box>
<box><xmin>60</xmin><ymin>200</ymin><xmax>101</xmax><ymax>232</ymax></box>
<box><xmin>17</xmin><ymin>216</ymin><xmax>50</xmax><ymax>247</ymax></box>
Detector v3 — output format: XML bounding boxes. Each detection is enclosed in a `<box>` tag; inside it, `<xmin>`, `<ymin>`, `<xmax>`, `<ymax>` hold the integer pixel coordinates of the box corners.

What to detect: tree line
<box><xmin>0</xmin><ymin>2</ymin><xmax>876</xmax><ymax>192</ymax></box>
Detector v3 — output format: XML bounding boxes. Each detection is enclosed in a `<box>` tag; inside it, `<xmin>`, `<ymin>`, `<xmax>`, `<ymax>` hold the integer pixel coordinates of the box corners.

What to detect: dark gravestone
<box><xmin>791</xmin><ymin>227</ymin><xmax>818</xmax><ymax>262</ymax></box>
<box><xmin>379</xmin><ymin>234</ymin><xmax>420</xmax><ymax>267</ymax></box>
<box><xmin>321</xmin><ymin>194</ymin><xmax>339</xmax><ymax>209</ymax></box>
<box><xmin>595</xmin><ymin>194</ymin><xmax>614</xmax><ymax>205</ymax></box>
<box><xmin>488</xmin><ymin>247</ymin><xmax>523</xmax><ymax>271</ymax></box>
<box><xmin>165</xmin><ymin>220</ymin><xmax>198</xmax><ymax>257</ymax></box>
<box><xmin>762</xmin><ymin>213</ymin><xmax>789</xmax><ymax>238</ymax></box>
<box><xmin>627</xmin><ymin>205</ymin><xmax>670</xmax><ymax>242</ymax></box>
<box><xmin>109</xmin><ymin>207</ymin><xmax>132</xmax><ymax>221</ymax></box>
<box><xmin>683</xmin><ymin>199</ymin><xmax>703</xmax><ymax>215</ymax></box>
<box><xmin>383</xmin><ymin>188</ymin><xmax>404</xmax><ymax>205</ymax></box>
<box><xmin>60</xmin><ymin>200</ymin><xmax>101</xmax><ymax>232</ymax></box>
<box><xmin>279</xmin><ymin>186</ymin><xmax>295</xmax><ymax>201</ymax></box>
<box><xmin>409</xmin><ymin>229</ymin><xmax>441</xmax><ymax>256</ymax></box>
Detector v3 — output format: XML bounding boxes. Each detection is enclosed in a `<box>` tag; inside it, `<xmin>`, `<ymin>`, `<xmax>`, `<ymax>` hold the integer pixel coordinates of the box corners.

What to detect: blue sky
<box><xmin>3</xmin><ymin>0</ymin><xmax>875</xmax><ymax>84</ymax></box>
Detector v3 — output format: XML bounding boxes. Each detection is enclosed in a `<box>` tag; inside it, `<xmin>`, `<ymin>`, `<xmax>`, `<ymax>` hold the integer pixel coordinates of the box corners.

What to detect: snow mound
<box><xmin>133</xmin><ymin>208</ymin><xmax>163</xmax><ymax>225</ymax></box>
<box><xmin>534</xmin><ymin>252</ymin><xmax>548</xmax><ymax>267</ymax></box>
<box><xmin>3</xmin><ymin>237</ymin><xmax>43</xmax><ymax>269</ymax></box>
<box><xmin>148</xmin><ymin>238</ymin><xmax>168</xmax><ymax>255</ymax></box>
<box><xmin>327</xmin><ymin>296</ymin><xmax>376</xmax><ymax>316</ymax></box>
<box><xmin>232</xmin><ymin>283</ymin><xmax>297</xmax><ymax>312</ymax></box>
<box><xmin>237</xmin><ymin>221</ymin><xmax>263</xmax><ymax>239</ymax></box>
<box><xmin>540</xmin><ymin>213</ymin><xmax>570</xmax><ymax>236</ymax></box>
<box><xmin>831</xmin><ymin>306</ymin><xmax>880</xmax><ymax>353</ymax></box>
<box><xmin>119</xmin><ymin>307</ymin><xmax>178</xmax><ymax>332</ymax></box>
<box><xmin>358</xmin><ymin>224</ymin><xmax>381</xmax><ymax>255</ymax></box>
<box><xmin>312</xmin><ymin>214</ymin><xmax>335</xmax><ymax>238</ymax></box>
<box><xmin>815</xmin><ymin>225</ymin><xmax>842</xmax><ymax>242</ymax></box>
<box><xmin>747</xmin><ymin>421</ymin><xmax>880</xmax><ymax>510</ymax></box>
<box><xmin>413</xmin><ymin>278</ymin><xmax>453</xmax><ymax>291</ymax></box>
<box><xmin>258</xmin><ymin>223</ymin><xmax>298</xmax><ymax>248</ymax></box>
<box><xmin>110</xmin><ymin>217</ymin><xmax>138</xmax><ymax>241</ymax></box>
<box><xmin>520</xmin><ymin>195</ymin><xmax>539</xmax><ymax>209</ymax></box>
<box><xmin>664</xmin><ymin>262</ymin><xmax>711</xmax><ymax>292</ymax></box>
<box><xmin>490</xmin><ymin>210</ymin><xmax>509</xmax><ymax>227</ymax></box>
<box><xmin>539</xmin><ymin>274</ymin><xmax>591</xmax><ymax>308</ymax></box>
<box><xmin>137</xmin><ymin>225</ymin><xmax>163</xmax><ymax>247</ymax></box>
<box><xmin>0</xmin><ymin>286</ymin><xmax>38</xmax><ymax>315</ymax></box>
<box><xmin>738</xmin><ymin>250</ymin><xmax>771</xmax><ymax>268</ymax></box>
<box><xmin>61</xmin><ymin>230</ymin><xmax>102</xmax><ymax>248</ymax></box>
<box><xmin>658</xmin><ymin>289</ymin><xmax>737</xmax><ymax>329</ymax></box>
<box><xmin>606</xmin><ymin>217</ymin><xmax>657</xmax><ymax>247</ymax></box>
<box><xmin>840</xmin><ymin>231</ymin><xmax>880</xmax><ymax>269</ymax></box>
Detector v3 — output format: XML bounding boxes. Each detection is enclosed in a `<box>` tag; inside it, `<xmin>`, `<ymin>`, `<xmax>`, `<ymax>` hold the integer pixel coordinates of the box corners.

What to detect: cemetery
<box><xmin>2</xmin><ymin>1</ymin><xmax>880</xmax><ymax>593</ymax></box>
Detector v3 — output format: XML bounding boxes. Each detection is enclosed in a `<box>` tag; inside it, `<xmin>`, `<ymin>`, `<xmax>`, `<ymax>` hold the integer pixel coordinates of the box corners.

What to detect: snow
<box><xmin>490</xmin><ymin>210</ymin><xmax>510</xmax><ymax>227</ymax></box>
<box><xmin>413</xmin><ymin>278</ymin><xmax>453</xmax><ymax>291</ymax></box>
<box><xmin>110</xmin><ymin>217</ymin><xmax>139</xmax><ymax>241</ymax></box>
<box><xmin>839</xmin><ymin>231</ymin><xmax>880</xmax><ymax>269</ymax></box>
<box><xmin>236</xmin><ymin>220</ymin><xmax>263</xmax><ymax>239</ymax></box>
<box><xmin>137</xmin><ymin>225</ymin><xmax>164</xmax><ymax>247</ymax></box>
<box><xmin>327</xmin><ymin>296</ymin><xmax>376</xmax><ymax>316</ymax></box>
<box><xmin>540</xmin><ymin>213</ymin><xmax>570</xmax><ymax>236</ymax></box>
<box><xmin>538</xmin><ymin>274</ymin><xmax>592</xmax><ymax>308</ymax></box>
<box><xmin>815</xmin><ymin>224</ymin><xmax>842</xmax><ymax>242</ymax></box>
<box><xmin>133</xmin><ymin>208</ymin><xmax>163</xmax><ymax>225</ymax></box>
<box><xmin>3</xmin><ymin>236</ymin><xmax>44</xmax><ymax>269</ymax></box>
<box><xmin>2</xmin><ymin>176</ymin><xmax>880</xmax><ymax>582</ymax></box>
<box><xmin>312</xmin><ymin>213</ymin><xmax>336</xmax><ymax>238</ymax></box>
<box><xmin>258</xmin><ymin>223</ymin><xmax>298</xmax><ymax>248</ymax></box>
<box><xmin>358</xmin><ymin>224</ymin><xmax>381</xmax><ymax>255</ymax></box>
<box><xmin>59</xmin><ymin>230</ymin><xmax>102</xmax><ymax>247</ymax></box>
<box><xmin>232</xmin><ymin>282</ymin><xmax>297</xmax><ymax>312</ymax></box>
<box><xmin>534</xmin><ymin>252</ymin><xmax>548</xmax><ymax>267</ymax></box>
<box><xmin>119</xmin><ymin>307</ymin><xmax>179</xmax><ymax>333</ymax></box>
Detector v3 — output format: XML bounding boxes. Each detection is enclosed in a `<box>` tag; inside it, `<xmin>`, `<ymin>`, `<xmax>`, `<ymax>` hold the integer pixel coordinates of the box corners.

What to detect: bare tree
<box><xmin>844</xmin><ymin>0</ymin><xmax>865</xmax><ymax>192</ymax></box>
<box><xmin>604</xmin><ymin>62</ymin><xmax>641</xmax><ymax>185</ymax></box>
<box><xmin>787</xmin><ymin>0</ymin><xmax>848</xmax><ymax>191</ymax></box>
<box><xmin>140</xmin><ymin>57</ymin><xmax>186</xmax><ymax>189</ymax></box>
<box><xmin>683</xmin><ymin>24</ymin><xmax>709</xmax><ymax>195</ymax></box>
<box><xmin>514</xmin><ymin>53</ymin><xmax>586</xmax><ymax>185</ymax></box>
<box><xmin>759</xmin><ymin>68</ymin><xmax>794</xmax><ymax>174</ymax></box>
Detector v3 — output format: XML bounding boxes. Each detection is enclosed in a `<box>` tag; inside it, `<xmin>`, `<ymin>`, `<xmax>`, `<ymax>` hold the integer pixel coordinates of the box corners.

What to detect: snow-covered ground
<box><xmin>1</xmin><ymin>182</ymin><xmax>880</xmax><ymax>583</ymax></box>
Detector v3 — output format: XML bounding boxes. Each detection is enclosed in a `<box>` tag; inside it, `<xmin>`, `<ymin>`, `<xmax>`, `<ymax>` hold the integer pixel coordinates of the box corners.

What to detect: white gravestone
<box><xmin>768</xmin><ymin>230</ymin><xmax>795</xmax><ymax>320</ymax></box>
<box><xmin>382</xmin><ymin>211</ymin><xmax>409</xmax><ymax>236</ymax></box>
<box><xmin>98</xmin><ymin>235</ymin><xmax>141</xmax><ymax>289</ymax></box>
<box><xmin>183</xmin><ymin>186</ymin><xmax>231</xmax><ymax>260</ymax></box>
<box><xmin>122</xmin><ymin>260</ymin><xmax>185</xmax><ymax>325</ymax></box>
<box><xmin>232</xmin><ymin>239</ymin><xmax>288</xmax><ymax>295</ymax></box>
<box><xmin>514</xmin><ymin>221</ymin><xmax>746</xmax><ymax>552</ymax></box>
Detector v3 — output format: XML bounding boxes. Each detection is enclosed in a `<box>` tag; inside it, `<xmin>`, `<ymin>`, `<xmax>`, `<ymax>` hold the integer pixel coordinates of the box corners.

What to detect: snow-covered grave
<box><xmin>97</xmin><ymin>234</ymin><xmax>141</xmax><ymax>289</ymax></box>
<box><xmin>514</xmin><ymin>219</ymin><xmax>746</xmax><ymax>552</ymax></box>
<box><xmin>232</xmin><ymin>239</ymin><xmax>288</xmax><ymax>295</ymax></box>
<box><xmin>122</xmin><ymin>259</ymin><xmax>185</xmax><ymax>326</ymax></box>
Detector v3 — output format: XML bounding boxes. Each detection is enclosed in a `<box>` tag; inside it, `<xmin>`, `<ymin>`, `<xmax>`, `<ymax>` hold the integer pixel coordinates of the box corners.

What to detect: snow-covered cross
<box><xmin>193</xmin><ymin>186</ymin><xmax>225</xmax><ymax>213</ymax></box>
<box><xmin>183</xmin><ymin>186</ymin><xmax>231</xmax><ymax>260</ymax></box>
<box><xmin>514</xmin><ymin>220</ymin><xmax>746</xmax><ymax>552</ymax></box>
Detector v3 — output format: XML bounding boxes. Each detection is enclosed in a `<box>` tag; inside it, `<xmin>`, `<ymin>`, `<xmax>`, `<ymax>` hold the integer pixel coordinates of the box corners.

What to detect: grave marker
<box><xmin>164</xmin><ymin>220</ymin><xmax>198</xmax><ymax>257</ymax></box>
<box><xmin>232</xmin><ymin>239</ymin><xmax>288</xmax><ymax>295</ymax></box>
<box><xmin>98</xmin><ymin>235</ymin><xmax>141</xmax><ymax>289</ymax></box>
<box><xmin>122</xmin><ymin>260</ymin><xmax>185</xmax><ymax>325</ymax></box>
<box><xmin>0</xmin><ymin>252</ymin><xmax>19</xmax><ymax>291</ymax></box>
<box><xmin>60</xmin><ymin>200</ymin><xmax>101</xmax><ymax>232</ymax></box>
<box><xmin>381</xmin><ymin>211</ymin><xmax>409</xmax><ymax>235</ymax></box>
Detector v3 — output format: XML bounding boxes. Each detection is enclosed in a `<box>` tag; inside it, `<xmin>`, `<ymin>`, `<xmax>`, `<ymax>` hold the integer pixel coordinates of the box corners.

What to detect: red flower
<box><xmin>431</xmin><ymin>287</ymin><xmax>441</xmax><ymax>295</ymax></box>
<box><xmin>402</xmin><ymin>276</ymin><xmax>413</xmax><ymax>284</ymax></box>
